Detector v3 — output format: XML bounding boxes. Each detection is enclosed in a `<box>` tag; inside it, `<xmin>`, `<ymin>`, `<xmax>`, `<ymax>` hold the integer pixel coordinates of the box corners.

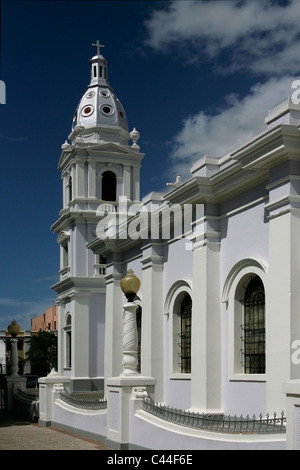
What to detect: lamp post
<box><xmin>7</xmin><ymin>320</ymin><xmax>21</xmax><ymax>377</ymax></box>
<box><xmin>120</xmin><ymin>269</ymin><xmax>140</xmax><ymax>375</ymax></box>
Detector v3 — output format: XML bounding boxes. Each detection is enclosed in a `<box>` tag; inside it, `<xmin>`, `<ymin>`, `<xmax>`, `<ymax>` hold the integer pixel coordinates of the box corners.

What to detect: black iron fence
<box><xmin>59</xmin><ymin>391</ymin><xmax>107</xmax><ymax>410</ymax></box>
<box><xmin>142</xmin><ymin>398</ymin><xmax>286</xmax><ymax>434</ymax></box>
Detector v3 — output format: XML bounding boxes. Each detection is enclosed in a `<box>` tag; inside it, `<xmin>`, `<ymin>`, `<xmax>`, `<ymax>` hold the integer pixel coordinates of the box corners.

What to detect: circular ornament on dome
<box><xmin>100</xmin><ymin>90</ymin><xmax>110</xmax><ymax>98</ymax></box>
<box><xmin>86</xmin><ymin>91</ymin><xmax>95</xmax><ymax>99</ymax></box>
<box><xmin>100</xmin><ymin>104</ymin><xmax>114</xmax><ymax>116</ymax></box>
<box><xmin>81</xmin><ymin>105</ymin><xmax>94</xmax><ymax>117</ymax></box>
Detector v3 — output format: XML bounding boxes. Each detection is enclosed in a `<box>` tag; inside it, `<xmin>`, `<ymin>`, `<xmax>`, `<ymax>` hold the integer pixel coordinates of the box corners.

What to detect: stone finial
<box><xmin>130</xmin><ymin>128</ymin><xmax>140</xmax><ymax>149</ymax></box>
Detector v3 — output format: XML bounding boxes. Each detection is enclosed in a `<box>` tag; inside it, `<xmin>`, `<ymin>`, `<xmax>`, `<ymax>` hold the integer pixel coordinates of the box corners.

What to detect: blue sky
<box><xmin>0</xmin><ymin>0</ymin><xmax>299</xmax><ymax>330</ymax></box>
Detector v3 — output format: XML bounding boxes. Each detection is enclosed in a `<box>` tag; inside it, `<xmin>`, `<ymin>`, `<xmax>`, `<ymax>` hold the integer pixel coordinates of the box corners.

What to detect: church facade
<box><xmin>40</xmin><ymin>43</ymin><xmax>300</xmax><ymax>450</ymax></box>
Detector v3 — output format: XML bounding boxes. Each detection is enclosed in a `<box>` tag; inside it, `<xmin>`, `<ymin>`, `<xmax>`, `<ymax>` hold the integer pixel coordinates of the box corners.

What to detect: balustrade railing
<box><xmin>142</xmin><ymin>398</ymin><xmax>286</xmax><ymax>434</ymax></box>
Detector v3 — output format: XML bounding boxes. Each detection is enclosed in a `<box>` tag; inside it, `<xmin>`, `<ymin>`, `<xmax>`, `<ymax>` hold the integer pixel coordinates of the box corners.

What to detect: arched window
<box><xmin>222</xmin><ymin>258</ymin><xmax>267</xmax><ymax>380</ymax></box>
<box><xmin>242</xmin><ymin>276</ymin><xmax>265</xmax><ymax>374</ymax></box>
<box><xmin>172</xmin><ymin>292</ymin><xmax>192</xmax><ymax>374</ymax></box>
<box><xmin>102</xmin><ymin>171</ymin><xmax>116</xmax><ymax>201</ymax></box>
<box><xmin>165</xmin><ymin>280</ymin><xmax>192</xmax><ymax>377</ymax></box>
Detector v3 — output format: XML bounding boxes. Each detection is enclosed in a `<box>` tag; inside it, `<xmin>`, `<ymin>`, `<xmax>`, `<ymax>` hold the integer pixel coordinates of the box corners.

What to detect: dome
<box><xmin>71</xmin><ymin>41</ymin><xmax>129</xmax><ymax>134</ymax></box>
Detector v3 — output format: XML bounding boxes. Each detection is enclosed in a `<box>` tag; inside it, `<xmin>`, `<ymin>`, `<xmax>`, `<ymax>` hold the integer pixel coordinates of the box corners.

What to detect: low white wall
<box><xmin>51</xmin><ymin>398</ymin><xmax>107</xmax><ymax>442</ymax></box>
<box><xmin>38</xmin><ymin>379</ymin><xmax>287</xmax><ymax>450</ymax></box>
<box><xmin>129</xmin><ymin>401</ymin><xmax>286</xmax><ymax>450</ymax></box>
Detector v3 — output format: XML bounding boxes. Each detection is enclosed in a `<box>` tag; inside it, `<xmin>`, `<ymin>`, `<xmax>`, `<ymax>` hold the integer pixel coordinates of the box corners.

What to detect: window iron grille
<box><xmin>178</xmin><ymin>295</ymin><xmax>192</xmax><ymax>373</ymax></box>
<box><xmin>241</xmin><ymin>276</ymin><xmax>265</xmax><ymax>374</ymax></box>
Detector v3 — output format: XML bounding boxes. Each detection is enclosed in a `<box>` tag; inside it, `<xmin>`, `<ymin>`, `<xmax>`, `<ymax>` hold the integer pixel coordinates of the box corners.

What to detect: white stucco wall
<box><xmin>163</xmin><ymin>238</ymin><xmax>193</xmax><ymax>295</ymax></box>
<box><xmin>52</xmin><ymin>399</ymin><xmax>107</xmax><ymax>441</ymax></box>
<box><xmin>220</xmin><ymin>198</ymin><xmax>269</xmax><ymax>284</ymax></box>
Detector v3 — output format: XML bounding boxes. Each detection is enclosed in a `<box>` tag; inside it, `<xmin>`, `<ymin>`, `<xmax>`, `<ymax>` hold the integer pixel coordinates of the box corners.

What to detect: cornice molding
<box><xmin>165</xmin><ymin>125</ymin><xmax>300</xmax><ymax>205</ymax></box>
<box><xmin>51</xmin><ymin>275</ymin><xmax>106</xmax><ymax>295</ymax></box>
<box><xmin>231</xmin><ymin>125</ymin><xmax>300</xmax><ymax>170</ymax></box>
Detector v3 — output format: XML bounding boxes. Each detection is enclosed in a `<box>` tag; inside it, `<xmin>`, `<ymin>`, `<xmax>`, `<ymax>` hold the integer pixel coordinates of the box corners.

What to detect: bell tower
<box><xmin>59</xmin><ymin>41</ymin><xmax>144</xmax><ymax>210</ymax></box>
<box><xmin>51</xmin><ymin>42</ymin><xmax>144</xmax><ymax>390</ymax></box>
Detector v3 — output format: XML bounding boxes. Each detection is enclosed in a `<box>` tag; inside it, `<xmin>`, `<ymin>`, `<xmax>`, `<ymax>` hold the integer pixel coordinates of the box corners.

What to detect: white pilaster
<box><xmin>141</xmin><ymin>245</ymin><xmax>164</xmax><ymax>401</ymax></box>
<box><xmin>71</xmin><ymin>292</ymin><xmax>90</xmax><ymax>377</ymax></box>
<box><xmin>267</xmin><ymin>208</ymin><xmax>300</xmax><ymax>412</ymax></box>
<box><xmin>62</xmin><ymin>175</ymin><xmax>67</xmax><ymax>208</ymax></box>
<box><xmin>76</xmin><ymin>161</ymin><xmax>85</xmax><ymax>198</ymax></box>
<box><xmin>88</xmin><ymin>160</ymin><xmax>96</xmax><ymax>198</ymax></box>
<box><xmin>56</xmin><ymin>299</ymin><xmax>64</xmax><ymax>375</ymax></box>
<box><xmin>104</xmin><ymin>264</ymin><xmax>124</xmax><ymax>386</ymax></box>
<box><xmin>132</xmin><ymin>165</ymin><xmax>140</xmax><ymax>202</ymax></box>
<box><xmin>191</xmin><ymin>239</ymin><xmax>222</xmax><ymax>412</ymax></box>
<box><xmin>123</xmin><ymin>164</ymin><xmax>131</xmax><ymax>200</ymax></box>
<box><xmin>71</xmin><ymin>165</ymin><xmax>76</xmax><ymax>199</ymax></box>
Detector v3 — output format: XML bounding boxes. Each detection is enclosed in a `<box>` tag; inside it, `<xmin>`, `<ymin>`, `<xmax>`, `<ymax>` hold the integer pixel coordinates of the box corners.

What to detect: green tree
<box><xmin>26</xmin><ymin>331</ymin><xmax>57</xmax><ymax>376</ymax></box>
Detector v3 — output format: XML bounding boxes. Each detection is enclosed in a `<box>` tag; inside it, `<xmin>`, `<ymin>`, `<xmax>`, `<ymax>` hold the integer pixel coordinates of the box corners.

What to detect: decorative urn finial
<box><xmin>7</xmin><ymin>320</ymin><xmax>21</xmax><ymax>338</ymax></box>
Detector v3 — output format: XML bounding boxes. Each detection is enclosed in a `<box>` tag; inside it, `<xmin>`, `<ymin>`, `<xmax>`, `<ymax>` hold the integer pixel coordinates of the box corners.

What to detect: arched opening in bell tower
<box><xmin>102</xmin><ymin>171</ymin><xmax>117</xmax><ymax>201</ymax></box>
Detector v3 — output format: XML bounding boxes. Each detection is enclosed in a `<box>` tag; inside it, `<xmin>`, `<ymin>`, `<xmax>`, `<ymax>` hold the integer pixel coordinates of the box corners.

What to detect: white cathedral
<box><xmin>38</xmin><ymin>42</ymin><xmax>300</xmax><ymax>450</ymax></box>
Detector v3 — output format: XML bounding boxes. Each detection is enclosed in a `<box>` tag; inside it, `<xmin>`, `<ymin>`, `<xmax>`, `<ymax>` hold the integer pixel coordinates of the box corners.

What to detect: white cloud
<box><xmin>144</xmin><ymin>0</ymin><xmax>300</xmax><ymax>75</ymax></box>
<box><xmin>143</xmin><ymin>1</ymin><xmax>300</xmax><ymax>181</ymax></box>
<box><xmin>168</xmin><ymin>75</ymin><xmax>295</xmax><ymax>178</ymax></box>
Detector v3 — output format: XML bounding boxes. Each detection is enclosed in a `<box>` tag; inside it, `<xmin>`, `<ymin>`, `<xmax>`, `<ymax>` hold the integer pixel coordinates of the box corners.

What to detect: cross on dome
<box><xmin>92</xmin><ymin>40</ymin><xmax>105</xmax><ymax>56</ymax></box>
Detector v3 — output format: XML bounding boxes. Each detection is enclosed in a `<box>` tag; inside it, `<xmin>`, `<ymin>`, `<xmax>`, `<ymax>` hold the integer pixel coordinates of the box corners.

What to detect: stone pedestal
<box><xmin>10</xmin><ymin>338</ymin><xmax>19</xmax><ymax>377</ymax></box>
<box><xmin>106</xmin><ymin>278</ymin><xmax>156</xmax><ymax>449</ymax></box>
<box><xmin>283</xmin><ymin>380</ymin><xmax>300</xmax><ymax>450</ymax></box>
<box><xmin>5</xmin><ymin>333</ymin><xmax>27</xmax><ymax>412</ymax></box>
<box><xmin>39</xmin><ymin>371</ymin><xmax>71</xmax><ymax>425</ymax></box>
<box><xmin>5</xmin><ymin>376</ymin><xmax>27</xmax><ymax>412</ymax></box>
<box><xmin>106</xmin><ymin>375</ymin><xmax>156</xmax><ymax>449</ymax></box>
